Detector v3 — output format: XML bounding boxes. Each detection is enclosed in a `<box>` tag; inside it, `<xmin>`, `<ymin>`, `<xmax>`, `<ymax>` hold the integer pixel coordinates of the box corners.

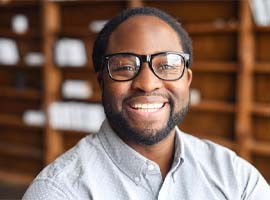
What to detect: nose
<box><xmin>131</xmin><ymin>62</ymin><xmax>163</xmax><ymax>92</ymax></box>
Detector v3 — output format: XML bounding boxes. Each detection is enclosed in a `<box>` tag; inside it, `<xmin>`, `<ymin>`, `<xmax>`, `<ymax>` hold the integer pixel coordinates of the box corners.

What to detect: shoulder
<box><xmin>180</xmin><ymin>132</ymin><xmax>248</xmax><ymax>181</ymax></box>
<box><xmin>39</xmin><ymin>133</ymin><xmax>101</xmax><ymax>179</ymax></box>
<box><xmin>181</xmin><ymin>132</ymin><xmax>252</xmax><ymax>172</ymax></box>
<box><xmin>180</xmin><ymin>132</ymin><xmax>270</xmax><ymax>198</ymax></box>
<box><xmin>23</xmin><ymin>133</ymin><xmax>101</xmax><ymax>199</ymax></box>
<box><xmin>180</xmin><ymin>132</ymin><xmax>236</xmax><ymax>160</ymax></box>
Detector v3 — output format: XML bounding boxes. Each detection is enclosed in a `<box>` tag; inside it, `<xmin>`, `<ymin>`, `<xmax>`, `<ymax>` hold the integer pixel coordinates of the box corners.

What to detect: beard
<box><xmin>102</xmin><ymin>92</ymin><xmax>189</xmax><ymax>145</ymax></box>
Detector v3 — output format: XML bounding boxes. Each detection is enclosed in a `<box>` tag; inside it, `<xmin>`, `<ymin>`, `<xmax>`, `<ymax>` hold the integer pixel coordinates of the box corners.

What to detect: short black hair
<box><xmin>92</xmin><ymin>7</ymin><xmax>192</xmax><ymax>72</ymax></box>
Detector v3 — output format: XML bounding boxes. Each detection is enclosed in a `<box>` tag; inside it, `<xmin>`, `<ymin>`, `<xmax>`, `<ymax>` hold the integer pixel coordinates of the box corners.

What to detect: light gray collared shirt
<box><xmin>23</xmin><ymin>119</ymin><xmax>270</xmax><ymax>200</ymax></box>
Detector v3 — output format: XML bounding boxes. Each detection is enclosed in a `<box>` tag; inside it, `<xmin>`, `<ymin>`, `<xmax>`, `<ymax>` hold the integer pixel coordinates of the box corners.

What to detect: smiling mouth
<box><xmin>130</xmin><ymin>103</ymin><xmax>165</xmax><ymax>112</ymax></box>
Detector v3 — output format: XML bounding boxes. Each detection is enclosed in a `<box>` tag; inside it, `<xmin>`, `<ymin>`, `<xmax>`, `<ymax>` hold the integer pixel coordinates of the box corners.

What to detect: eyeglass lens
<box><xmin>108</xmin><ymin>54</ymin><xmax>140</xmax><ymax>81</ymax></box>
<box><xmin>152</xmin><ymin>53</ymin><xmax>184</xmax><ymax>80</ymax></box>
<box><xmin>108</xmin><ymin>53</ymin><xmax>185</xmax><ymax>81</ymax></box>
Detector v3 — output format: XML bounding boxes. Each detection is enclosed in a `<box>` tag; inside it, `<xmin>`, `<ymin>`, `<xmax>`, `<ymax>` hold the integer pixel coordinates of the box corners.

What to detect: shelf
<box><xmin>0</xmin><ymin>0</ymin><xmax>39</xmax><ymax>7</ymax></box>
<box><xmin>0</xmin><ymin>169</ymin><xmax>34</xmax><ymax>186</ymax></box>
<box><xmin>0</xmin><ymin>64</ymin><xmax>42</xmax><ymax>70</ymax></box>
<box><xmin>59</xmin><ymin>28</ymin><xmax>97</xmax><ymax>38</ymax></box>
<box><xmin>192</xmin><ymin>61</ymin><xmax>238</xmax><ymax>73</ymax></box>
<box><xmin>192</xmin><ymin>132</ymin><xmax>236</xmax><ymax>150</ymax></box>
<box><xmin>184</xmin><ymin>21</ymin><xmax>238</xmax><ymax>34</ymax></box>
<box><xmin>255</xmin><ymin>25</ymin><xmax>270</xmax><ymax>32</ymax></box>
<box><xmin>190</xmin><ymin>100</ymin><xmax>235</xmax><ymax>113</ymax></box>
<box><xmin>251</xmin><ymin>141</ymin><xmax>270</xmax><ymax>156</ymax></box>
<box><xmin>0</xmin><ymin>87</ymin><xmax>41</xmax><ymax>100</ymax></box>
<box><xmin>254</xmin><ymin>63</ymin><xmax>270</xmax><ymax>74</ymax></box>
<box><xmin>61</xmin><ymin>129</ymin><xmax>89</xmax><ymax>136</ymax></box>
<box><xmin>61</xmin><ymin>97</ymin><xmax>101</xmax><ymax>104</ymax></box>
<box><xmin>252</xmin><ymin>103</ymin><xmax>270</xmax><ymax>117</ymax></box>
<box><xmin>56</xmin><ymin>0</ymin><xmax>122</xmax><ymax>6</ymax></box>
<box><xmin>59</xmin><ymin>66</ymin><xmax>93</xmax><ymax>73</ymax></box>
<box><xmin>0</xmin><ymin>113</ymin><xmax>42</xmax><ymax>130</ymax></box>
<box><xmin>48</xmin><ymin>128</ymin><xmax>91</xmax><ymax>137</ymax></box>
<box><xmin>0</xmin><ymin>29</ymin><xmax>40</xmax><ymax>39</ymax></box>
<box><xmin>0</xmin><ymin>141</ymin><xmax>42</xmax><ymax>160</ymax></box>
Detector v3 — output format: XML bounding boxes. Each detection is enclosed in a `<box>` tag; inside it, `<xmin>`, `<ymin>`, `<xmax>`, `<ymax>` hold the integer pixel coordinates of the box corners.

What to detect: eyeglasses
<box><xmin>103</xmin><ymin>51</ymin><xmax>190</xmax><ymax>81</ymax></box>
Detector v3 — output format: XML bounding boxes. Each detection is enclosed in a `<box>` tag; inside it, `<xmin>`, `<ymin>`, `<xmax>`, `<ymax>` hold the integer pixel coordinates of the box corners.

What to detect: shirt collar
<box><xmin>98</xmin><ymin>119</ymin><xmax>147</xmax><ymax>183</ymax></box>
<box><xmin>170</xmin><ymin>127</ymin><xmax>185</xmax><ymax>175</ymax></box>
<box><xmin>97</xmin><ymin>119</ymin><xmax>184</xmax><ymax>183</ymax></box>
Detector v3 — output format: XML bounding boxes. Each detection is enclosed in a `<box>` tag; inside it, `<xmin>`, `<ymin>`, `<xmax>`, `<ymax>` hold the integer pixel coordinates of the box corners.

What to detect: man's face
<box><xmin>99</xmin><ymin>16</ymin><xmax>192</xmax><ymax>145</ymax></box>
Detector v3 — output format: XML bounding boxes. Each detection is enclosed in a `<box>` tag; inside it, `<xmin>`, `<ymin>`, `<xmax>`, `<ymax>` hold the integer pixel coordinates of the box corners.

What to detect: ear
<box><xmin>96</xmin><ymin>71</ymin><xmax>104</xmax><ymax>90</ymax></box>
<box><xmin>186</xmin><ymin>68</ymin><xmax>193</xmax><ymax>87</ymax></box>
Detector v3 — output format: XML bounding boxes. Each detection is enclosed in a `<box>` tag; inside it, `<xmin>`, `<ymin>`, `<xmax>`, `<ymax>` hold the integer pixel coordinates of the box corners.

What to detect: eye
<box><xmin>158</xmin><ymin>64</ymin><xmax>178</xmax><ymax>71</ymax></box>
<box><xmin>113</xmin><ymin>65</ymin><xmax>137</xmax><ymax>72</ymax></box>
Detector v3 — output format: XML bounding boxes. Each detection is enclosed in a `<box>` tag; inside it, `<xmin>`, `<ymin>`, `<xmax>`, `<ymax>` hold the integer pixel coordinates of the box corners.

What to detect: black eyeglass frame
<box><xmin>102</xmin><ymin>51</ymin><xmax>190</xmax><ymax>82</ymax></box>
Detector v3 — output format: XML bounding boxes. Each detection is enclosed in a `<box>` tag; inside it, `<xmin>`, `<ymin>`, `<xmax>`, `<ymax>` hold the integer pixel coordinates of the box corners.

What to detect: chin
<box><xmin>106</xmin><ymin>110</ymin><xmax>176</xmax><ymax>145</ymax></box>
<box><xmin>103</xmin><ymin>94</ymin><xmax>190</xmax><ymax>145</ymax></box>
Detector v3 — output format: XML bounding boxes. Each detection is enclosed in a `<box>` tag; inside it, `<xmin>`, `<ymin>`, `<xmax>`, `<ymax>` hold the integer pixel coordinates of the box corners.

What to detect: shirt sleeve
<box><xmin>22</xmin><ymin>179</ymin><xmax>72</xmax><ymax>200</ymax></box>
<box><xmin>236</xmin><ymin>157</ymin><xmax>270</xmax><ymax>200</ymax></box>
<box><xmin>245</xmin><ymin>175</ymin><xmax>270</xmax><ymax>200</ymax></box>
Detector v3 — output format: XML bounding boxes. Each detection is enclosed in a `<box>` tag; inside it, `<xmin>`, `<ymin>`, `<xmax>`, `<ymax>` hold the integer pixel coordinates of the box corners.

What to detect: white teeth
<box><xmin>132</xmin><ymin>103</ymin><xmax>164</xmax><ymax>112</ymax></box>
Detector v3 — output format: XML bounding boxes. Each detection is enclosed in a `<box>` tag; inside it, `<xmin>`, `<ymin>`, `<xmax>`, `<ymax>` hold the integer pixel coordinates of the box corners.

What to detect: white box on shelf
<box><xmin>24</xmin><ymin>52</ymin><xmax>44</xmax><ymax>66</ymax></box>
<box><xmin>190</xmin><ymin>88</ymin><xmax>201</xmax><ymax>105</ymax></box>
<box><xmin>54</xmin><ymin>38</ymin><xmax>87</xmax><ymax>67</ymax></box>
<box><xmin>11</xmin><ymin>14</ymin><xmax>29</xmax><ymax>34</ymax></box>
<box><xmin>89</xmin><ymin>20</ymin><xmax>108</xmax><ymax>33</ymax></box>
<box><xmin>23</xmin><ymin>110</ymin><xmax>45</xmax><ymax>127</ymax></box>
<box><xmin>49</xmin><ymin>102</ymin><xmax>105</xmax><ymax>133</ymax></box>
<box><xmin>62</xmin><ymin>80</ymin><xmax>93</xmax><ymax>99</ymax></box>
<box><xmin>0</xmin><ymin>38</ymin><xmax>19</xmax><ymax>65</ymax></box>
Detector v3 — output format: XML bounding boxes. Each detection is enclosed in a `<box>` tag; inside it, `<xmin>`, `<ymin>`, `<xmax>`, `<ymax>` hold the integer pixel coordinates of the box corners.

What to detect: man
<box><xmin>23</xmin><ymin>7</ymin><xmax>270</xmax><ymax>200</ymax></box>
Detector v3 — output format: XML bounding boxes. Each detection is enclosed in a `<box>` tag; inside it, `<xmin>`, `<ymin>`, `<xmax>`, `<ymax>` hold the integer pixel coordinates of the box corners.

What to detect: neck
<box><xmin>127</xmin><ymin>129</ymin><xmax>176</xmax><ymax>179</ymax></box>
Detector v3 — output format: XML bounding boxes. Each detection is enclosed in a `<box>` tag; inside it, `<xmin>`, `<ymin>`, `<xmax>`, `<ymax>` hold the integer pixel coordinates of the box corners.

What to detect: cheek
<box><xmin>103</xmin><ymin>79</ymin><xmax>131</xmax><ymax>110</ymax></box>
<box><xmin>175</xmin><ymin>86</ymin><xmax>189</xmax><ymax>100</ymax></box>
<box><xmin>167</xmin><ymin>82</ymin><xmax>190</xmax><ymax>106</ymax></box>
<box><xmin>174</xmin><ymin>72</ymin><xmax>192</xmax><ymax>103</ymax></box>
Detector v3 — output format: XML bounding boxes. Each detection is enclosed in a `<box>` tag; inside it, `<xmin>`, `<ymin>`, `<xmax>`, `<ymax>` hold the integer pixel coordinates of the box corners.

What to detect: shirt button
<box><xmin>148</xmin><ymin>164</ymin><xmax>155</xmax><ymax>171</ymax></box>
<box><xmin>135</xmin><ymin>177</ymin><xmax>140</xmax><ymax>183</ymax></box>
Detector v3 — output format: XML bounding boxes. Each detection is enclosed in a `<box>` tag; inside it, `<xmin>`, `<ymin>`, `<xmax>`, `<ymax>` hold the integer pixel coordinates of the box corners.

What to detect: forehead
<box><xmin>107</xmin><ymin>15</ymin><xmax>183</xmax><ymax>54</ymax></box>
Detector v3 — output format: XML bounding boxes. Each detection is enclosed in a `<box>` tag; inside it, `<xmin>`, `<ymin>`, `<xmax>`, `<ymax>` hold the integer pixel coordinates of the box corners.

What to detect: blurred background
<box><xmin>0</xmin><ymin>0</ymin><xmax>270</xmax><ymax>198</ymax></box>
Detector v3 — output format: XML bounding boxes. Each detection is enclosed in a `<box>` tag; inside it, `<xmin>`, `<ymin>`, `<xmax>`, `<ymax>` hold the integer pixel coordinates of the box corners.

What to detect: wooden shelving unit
<box><xmin>0</xmin><ymin>87</ymin><xmax>41</xmax><ymax>100</ymax></box>
<box><xmin>0</xmin><ymin>0</ymin><xmax>270</xmax><ymax>188</ymax></box>
<box><xmin>184</xmin><ymin>21</ymin><xmax>238</xmax><ymax>34</ymax></box>
<box><xmin>0</xmin><ymin>113</ymin><xmax>28</xmax><ymax>127</ymax></box>
<box><xmin>41</xmin><ymin>0</ymin><xmax>143</xmax><ymax>163</ymax></box>
<box><xmin>192</xmin><ymin>61</ymin><xmax>238</xmax><ymax>73</ymax></box>
<box><xmin>0</xmin><ymin>0</ymin><xmax>44</xmax><ymax>187</ymax></box>
<box><xmin>190</xmin><ymin>100</ymin><xmax>235</xmax><ymax>113</ymax></box>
